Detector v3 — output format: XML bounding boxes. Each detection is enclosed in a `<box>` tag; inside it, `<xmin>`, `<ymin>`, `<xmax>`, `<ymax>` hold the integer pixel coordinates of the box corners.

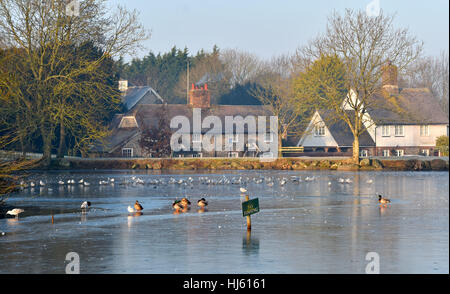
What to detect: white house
<box><xmin>297</xmin><ymin>62</ymin><xmax>449</xmax><ymax>157</ymax></box>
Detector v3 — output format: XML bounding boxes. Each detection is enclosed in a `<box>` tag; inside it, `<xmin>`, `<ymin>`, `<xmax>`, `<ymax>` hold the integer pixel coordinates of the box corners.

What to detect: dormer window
<box><xmin>118</xmin><ymin>116</ymin><xmax>138</xmax><ymax>128</ymax></box>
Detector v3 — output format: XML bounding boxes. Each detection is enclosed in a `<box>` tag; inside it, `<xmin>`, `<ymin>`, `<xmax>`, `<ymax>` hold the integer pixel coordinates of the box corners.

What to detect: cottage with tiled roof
<box><xmin>297</xmin><ymin>63</ymin><xmax>449</xmax><ymax>157</ymax></box>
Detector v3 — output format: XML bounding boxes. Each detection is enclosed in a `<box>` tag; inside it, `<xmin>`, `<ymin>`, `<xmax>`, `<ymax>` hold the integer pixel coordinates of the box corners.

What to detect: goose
<box><xmin>378</xmin><ymin>195</ymin><xmax>391</xmax><ymax>204</ymax></box>
<box><xmin>81</xmin><ymin>201</ymin><xmax>91</xmax><ymax>209</ymax></box>
<box><xmin>197</xmin><ymin>198</ymin><xmax>208</xmax><ymax>208</ymax></box>
<box><xmin>240</xmin><ymin>187</ymin><xmax>248</xmax><ymax>194</ymax></box>
<box><xmin>134</xmin><ymin>200</ymin><xmax>143</xmax><ymax>211</ymax></box>
<box><xmin>6</xmin><ymin>208</ymin><xmax>24</xmax><ymax>218</ymax></box>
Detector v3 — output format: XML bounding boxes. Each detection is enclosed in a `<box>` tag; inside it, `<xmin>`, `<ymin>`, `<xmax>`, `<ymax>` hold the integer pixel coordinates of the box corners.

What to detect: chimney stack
<box><xmin>381</xmin><ymin>61</ymin><xmax>399</xmax><ymax>95</ymax></box>
<box><xmin>189</xmin><ymin>83</ymin><xmax>210</xmax><ymax>108</ymax></box>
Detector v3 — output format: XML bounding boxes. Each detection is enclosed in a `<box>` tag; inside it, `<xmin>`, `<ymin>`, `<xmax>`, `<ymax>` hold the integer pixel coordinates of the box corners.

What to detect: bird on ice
<box><xmin>134</xmin><ymin>200</ymin><xmax>143</xmax><ymax>211</ymax></box>
<box><xmin>240</xmin><ymin>187</ymin><xmax>247</xmax><ymax>193</ymax></box>
<box><xmin>197</xmin><ymin>198</ymin><xmax>208</xmax><ymax>208</ymax></box>
<box><xmin>6</xmin><ymin>208</ymin><xmax>24</xmax><ymax>218</ymax></box>
<box><xmin>81</xmin><ymin>201</ymin><xmax>91</xmax><ymax>209</ymax></box>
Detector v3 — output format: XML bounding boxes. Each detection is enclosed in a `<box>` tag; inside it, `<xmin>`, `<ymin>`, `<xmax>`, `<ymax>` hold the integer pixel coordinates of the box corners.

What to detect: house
<box><xmin>297</xmin><ymin>62</ymin><xmax>449</xmax><ymax>157</ymax></box>
<box><xmin>94</xmin><ymin>83</ymin><xmax>275</xmax><ymax>158</ymax></box>
<box><xmin>118</xmin><ymin>80</ymin><xmax>164</xmax><ymax>111</ymax></box>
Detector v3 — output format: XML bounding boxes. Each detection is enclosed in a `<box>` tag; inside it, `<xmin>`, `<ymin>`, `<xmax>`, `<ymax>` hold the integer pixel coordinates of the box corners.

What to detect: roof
<box><xmin>99</xmin><ymin>104</ymin><xmax>275</xmax><ymax>152</ymax></box>
<box><xmin>366</xmin><ymin>88</ymin><xmax>449</xmax><ymax>125</ymax></box>
<box><xmin>121</xmin><ymin>86</ymin><xmax>164</xmax><ymax>110</ymax></box>
<box><xmin>318</xmin><ymin>110</ymin><xmax>375</xmax><ymax>147</ymax></box>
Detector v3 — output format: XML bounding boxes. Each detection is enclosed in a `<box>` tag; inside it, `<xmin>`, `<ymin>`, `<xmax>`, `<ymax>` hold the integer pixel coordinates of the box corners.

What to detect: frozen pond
<box><xmin>0</xmin><ymin>170</ymin><xmax>448</xmax><ymax>274</ymax></box>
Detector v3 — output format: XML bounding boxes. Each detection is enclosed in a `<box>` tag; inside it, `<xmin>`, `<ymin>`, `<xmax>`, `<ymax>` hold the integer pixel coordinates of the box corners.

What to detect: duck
<box><xmin>197</xmin><ymin>198</ymin><xmax>208</xmax><ymax>208</ymax></box>
<box><xmin>6</xmin><ymin>208</ymin><xmax>25</xmax><ymax>218</ymax></box>
<box><xmin>180</xmin><ymin>197</ymin><xmax>191</xmax><ymax>207</ymax></box>
<box><xmin>81</xmin><ymin>201</ymin><xmax>91</xmax><ymax>209</ymax></box>
<box><xmin>378</xmin><ymin>195</ymin><xmax>391</xmax><ymax>204</ymax></box>
<box><xmin>172</xmin><ymin>200</ymin><xmax>183</xmax><ymax>211</ymax></box>
<box><xmin>134</xmin><ymin>200</ymin><xmax>144</xmax><ymax>211</ymax></box>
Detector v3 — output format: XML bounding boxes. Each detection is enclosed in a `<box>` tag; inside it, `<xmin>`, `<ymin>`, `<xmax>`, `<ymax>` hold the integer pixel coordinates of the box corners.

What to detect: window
<box><xmin>192</xmin><ymin>133</ymin><xmax>202</xmax><ymax>143</ymax></box>
<box><xmin>122</xmin><ymin>148</ymin><xmax>133</xmax><ymax>158</ymax></box>
<box><xmin>395</xmin><ymin>150</ymin><xmax>404</xmax><ymax>157</ymax></box>
<box><xmin>421</xmin><ymin>149</ymin><xmax>430</xmax><ymax>156</ymax></box>
<box><xmin>264</xmin><ymin>132</ymin><xmax>273</xmax><ymax>143</ymax></box>
<box><xmin>360</xmin><ymin>150</ymin><xmax>369</xmax><ymax>157</ymax></box>
<box><xmin>382</xmin><ymin>150</ymin><xmax>390</xmax><ymax>157</ymax></box>
<box><xmin>314</xmin><ymin>125</ymin><xmax>325</xmax><ymax>136</ymax></box>
<box><xmin>193</xmin><ymin>153</ymin><xmax>202</xmax><ymax>158</ymax></box>
<box><xmin>228</xmin><ymin>152</ymin><xmax>239</xmax><ymax>158</ymax></box>
<box><xmin>394</xmin><ymin>125</ymin><xmax>404</xmax><ymax>137</ymax></box>
<box><xmin>420</xmin><ymin>125</ymin><xmax>430</xmax><ymax>137</ymax></box>
<box><xmin>381</xmin><ymin>125</ymin><xmax>391</xmax><ymax>137</ymax></box>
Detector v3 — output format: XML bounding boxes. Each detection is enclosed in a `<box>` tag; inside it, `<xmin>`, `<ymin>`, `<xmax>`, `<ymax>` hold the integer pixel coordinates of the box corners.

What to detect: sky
<box><xmin>107</xmin><ymin>0</ymin><xmax>449</xmax><ymax>61</ymax></box>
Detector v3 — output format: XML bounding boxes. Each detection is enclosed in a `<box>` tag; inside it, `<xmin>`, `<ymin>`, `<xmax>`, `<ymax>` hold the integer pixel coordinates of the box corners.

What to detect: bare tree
<box><xmin>0</xmin><ymin>0</ymin><xmax>149</xmax><ymax>166</ymax></box>
<box><xmin>249</xmin><ymin>53</ymin><xmax>311</xmax><ymax>156</ymax></box>
<box><xmin>220</xmin><ymin>48</ymin><xmax>262</xmax><ymax>87</ymax></box>
<box><xmin>300</xmin><ymin>9</ymin><xmax>423</xmax><ymax>163</ymax></box>
<box><xmin>401</xmin><ymin>52</ymin><xmax>449</xmax><ymax>116</ymax></box>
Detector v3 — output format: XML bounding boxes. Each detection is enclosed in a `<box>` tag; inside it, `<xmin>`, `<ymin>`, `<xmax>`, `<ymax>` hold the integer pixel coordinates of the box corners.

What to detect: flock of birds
<box><xmin>5</xmin><ymin>174</ymin><xmax>391</xmax><ymax>219</ymax></box>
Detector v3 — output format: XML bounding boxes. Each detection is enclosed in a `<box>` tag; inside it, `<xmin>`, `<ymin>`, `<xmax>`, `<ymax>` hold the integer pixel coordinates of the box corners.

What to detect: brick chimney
<box><xmin>189</xmin><ymin>83</ymin><xmax>210</xmax><ymax>108</ymax></box>
<box><xmin>381</xmin><ymin>61</ymin><xmax>399</xmax><ymax>95</ymax></box>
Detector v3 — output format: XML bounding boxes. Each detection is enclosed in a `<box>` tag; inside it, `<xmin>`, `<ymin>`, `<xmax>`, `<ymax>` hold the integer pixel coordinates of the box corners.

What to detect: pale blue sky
<box><xmin>108</xmin><ymin>0</ymin><xmax>449</xmax><ymax>60</ymax></box>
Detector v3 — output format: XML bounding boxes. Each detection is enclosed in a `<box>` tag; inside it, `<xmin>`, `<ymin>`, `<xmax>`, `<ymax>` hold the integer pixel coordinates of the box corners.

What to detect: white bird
<box><xmin>240</xmin><ymin>187</ymin><xmax>247</xmax><ymax>193</ymax></box>
<box><xmin>328</xmin><ymin>181</ymin><xmax>332</xmax><ymax>186</ymax></box>
<box><xmin>29</xmin><ymin>182</ymin><xmax>35</xmax><ymax>187</ymax></box>
<box><xmin>280</xmin><ymin>179</ymin><xmax>287</xmax><ymax>186</ymax></box>
<box><xmin>39</xmin><ymin>180</ymin><xmax>45</xmax><ymax>186</ymax></box>
<box><xmin>6</xmin><ymin>208</ymin><xmax>24</xmax><ymax>218</ymax></box>
<box><xmin>345</xmin><ymin>178</ymin><xmax>352</xmax><ymax>184</ymax></box>
<box><xmin>109</xmin><ymin>178</ymin><xmax>115</xmax><ymax>183</ymax></box>
<box><xmin>81</xmin><ymin>201</ymin><xmax>91</xmax><ymax>209</ymax></box>
<box><xmin>366</xmin><ymin>179</ymin><xmax>373</xmax><ymax>184</ymax></box>
<box><xmin>78</xmin><ymin>179</ymin><xmax>84</xmax><ymax>184</ymax></box>
<box><xmin>267</xmin><ymin>182</ymin><xmax>274</xmax><ymax>187</ymax></box>
<box><xmin>338</xmin><ymin>178</ymin><xmax>345</xmax><ymax>183</ymax></box>
<box><xmin>83</xmin><ymin>181</ymin><xmax>90</xmax><ymax>186</ymax></box>
<box><xmin>127</xmin><ymin>206</ymin><xmax>135</xmax><ymax>213</ymax></box>
<box><xmin>58</xmin><ymin>180</ymin><xmax>65</xmax><ymax>185</ymax></box>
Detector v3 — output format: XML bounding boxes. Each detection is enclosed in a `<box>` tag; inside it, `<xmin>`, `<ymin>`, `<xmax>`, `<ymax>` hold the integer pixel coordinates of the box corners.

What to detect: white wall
<box><xmin>298</xmin><ymin>112</ymin><xmax>338</xmax><ymax>147</ymax></box>
<box><xmin>375</xmin><ymin>124</ymin><xmax>448</xmax><ymax>147</ymax></box>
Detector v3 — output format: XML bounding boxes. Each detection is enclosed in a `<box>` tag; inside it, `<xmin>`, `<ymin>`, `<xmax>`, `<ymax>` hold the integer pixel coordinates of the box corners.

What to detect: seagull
<box><xmin>345</xmin><ymin>178</ymin><xmax>353</xmax><ymax>184</ymax></box>
<box><xmin>39</xmin><ymin>180</ymin><xmax>45</xmax><ymax>186</ymax></box>
<box><xmin>328</xmin><ymin>181</ymin><xmax>332</xmax><ymax>186</ymax></box>
<box><xmin>81</xmin><ymin>201</ymin><xmax>91</xmax><ymax>209</ymax></box>
<box><xmin>240</xmin><ymin>187</ymin><xmax>247</xmax><ymax>193</ymax></box>
<box><xmin>197</xmin><ymin>198</ymin><xmax>208</xmax><ymax>208</ymax></box>
<box><xmin>29</xmin><ymin>181</ymin><xmax>35</xmax><ymax>187</ymax></box>
<box><xmin>127</xmin><ymin>206</ymin><xmax>135</xmax><ymax>213</ymax></box>
<box><xmin>83</xmin><ymin>181</ymin><xmax>90</xmax><ymax>186</ymax></box>
<box><xmin>267</xmin><ymin>182</ymin><xmax>274</xmax><ymax>187</ymax></box>
<box><xmin>366</xmin><ymin>179</ymin><xmax>373</xmax><ymax>184</ymax></box>
<box><xmin>6</xmin><ymin>208</ymin><xmax>24</xmax><ymax>218</ymax></box>
<box><xmin>338</xmin><ymin>178</ymin><xmax>345</xmax><ymax>183</ymax></box>
<box><xmin>78</xmin><ymin>179</ymin><xmax>84</xmax><ymax>184</ymax></box>
<box><xmin>58</xmin><ymin>180</ymin><xmax>65</xmax><ymax>185</ymax></box>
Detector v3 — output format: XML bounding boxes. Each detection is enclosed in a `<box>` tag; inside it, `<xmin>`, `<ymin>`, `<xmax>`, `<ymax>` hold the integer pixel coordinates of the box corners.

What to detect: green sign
<box><xmin>242</xmin><ymin>198</ymin><xmax>260</xmax><ymax>217</ymax></box>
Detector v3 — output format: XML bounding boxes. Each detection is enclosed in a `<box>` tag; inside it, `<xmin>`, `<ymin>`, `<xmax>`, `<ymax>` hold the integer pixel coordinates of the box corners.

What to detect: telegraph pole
<box><xmin>186</xmin><ymin>60</ymin><xmax>190</xmax><ymax>104</ymax></box>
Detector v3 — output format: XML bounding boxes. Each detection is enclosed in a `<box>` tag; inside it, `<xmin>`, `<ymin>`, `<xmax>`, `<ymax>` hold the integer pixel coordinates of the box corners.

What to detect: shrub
<box><xmin>436</xmin><ymin>135</ymin><xmax>449</xmax><ymax>156</ymax></box>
